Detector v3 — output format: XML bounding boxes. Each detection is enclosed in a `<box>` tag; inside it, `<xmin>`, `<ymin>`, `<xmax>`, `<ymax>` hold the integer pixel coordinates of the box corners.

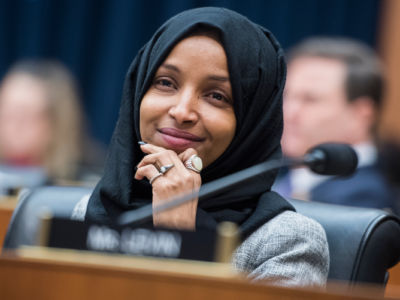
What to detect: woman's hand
<box><xmin>135</xmin><ymin>143</ymin><xmax>201</xmax><ymax>230</ymax></box>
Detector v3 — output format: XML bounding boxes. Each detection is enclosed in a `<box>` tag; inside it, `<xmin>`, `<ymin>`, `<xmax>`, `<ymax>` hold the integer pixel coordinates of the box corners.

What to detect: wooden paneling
<box><xmin>379</xmin><ymin>2</ymin><xmax>400</xmax><ymax>296</ymax></box>
<box><xmin>379</xmin><ymin>0</ymin><xmax>400</xmax><ymax>141</ymax></box>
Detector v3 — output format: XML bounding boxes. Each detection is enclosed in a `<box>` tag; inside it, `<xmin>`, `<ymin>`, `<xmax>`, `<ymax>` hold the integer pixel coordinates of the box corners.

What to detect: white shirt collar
<box><xmin>354</xmin><ymin>141</ymin><xmax>377</xmax><ymax>168</ymax></box>
<box><xmin>289</xmin><ymin>141</ymin><xmax>377</xmax><ymax>199</ymax></box>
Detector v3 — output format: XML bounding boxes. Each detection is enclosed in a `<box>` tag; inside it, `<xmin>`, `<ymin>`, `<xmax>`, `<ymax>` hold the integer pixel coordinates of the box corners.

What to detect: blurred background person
<box><xmin>0</xmin><ymin>60</ymin><xmax>104</xmax><ymax>195</ymax></box>
<box><xmin>273</xmin><ymin>37</ymin><xmax>398</xmax><ymax>213</ymax></box>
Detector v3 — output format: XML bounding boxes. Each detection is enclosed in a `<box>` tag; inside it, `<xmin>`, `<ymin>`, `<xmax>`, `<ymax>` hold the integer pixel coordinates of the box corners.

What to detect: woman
<box><xmin>0</xmin><ymin>60</ymin><xmax>103</xmax><ymax>194</ymax></box>
<box><xmin>84</xmin><ymin>7</ymin><xmax>329</xmax><ymax>286</ymax></box>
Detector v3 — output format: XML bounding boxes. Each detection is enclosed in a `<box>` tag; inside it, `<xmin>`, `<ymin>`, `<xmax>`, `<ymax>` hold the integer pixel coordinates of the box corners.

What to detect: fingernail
<box><xmin>138</xmin><ymin>141</ymin><xmax>147</xmax><ymax>145</ymax></box>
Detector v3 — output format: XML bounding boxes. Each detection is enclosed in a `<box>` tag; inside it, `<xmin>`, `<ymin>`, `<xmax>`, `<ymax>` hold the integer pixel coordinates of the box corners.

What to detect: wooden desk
<box><xmin>0</xmin><ymin>196</ymin><xmax>17</xmax><ymax>246</ymax></box>
<box><xmin>386</xmin><ymin>263</ymin><xmax>400</xmax><ymax>298</ymax></box>
<box><xmin>0</xmin><ymin>247</ymin><xmax>388</xmax><ymax>300</ymax></box>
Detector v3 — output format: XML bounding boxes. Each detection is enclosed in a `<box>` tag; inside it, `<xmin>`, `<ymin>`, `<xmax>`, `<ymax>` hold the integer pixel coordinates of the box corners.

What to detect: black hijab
<box><xmin>86</xmin><ymin>7</ymin><xmax>294</xmax><ymax>239</ymax></box>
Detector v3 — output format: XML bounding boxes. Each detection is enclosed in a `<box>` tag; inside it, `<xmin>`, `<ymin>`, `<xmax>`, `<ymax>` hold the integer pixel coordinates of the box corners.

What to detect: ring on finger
<box><xmin>149</xmin><ymin>172</ymin><xmax>163</xmax><ymax>184</ymax></box>
<box><xmin>185</xmin><ymin>155</ymin><xmax>203</xmax><ymax>173</ymax></box>
<box><xmin>159</xmin><ymin>164</ymin><xmax>174</xmax><ymax>174</ymax></box>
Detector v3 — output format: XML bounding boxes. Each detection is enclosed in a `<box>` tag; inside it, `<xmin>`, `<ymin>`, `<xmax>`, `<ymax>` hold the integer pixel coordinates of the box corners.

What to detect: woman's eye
<box><xmin>154</xmin><ymin>78</ymin><xmax>176</xmax><ymax>90</ymax></box>
<box><xmin>157</xmin><ymin>79</ymin><xmax>172</xmax><ymax>86</ymax></box>
<box><xmin>211</xmin><ymin>92</ymin><xmax>224</xmax><ymax>101</ymax></box>
<box><xmin>207</xmin><ymin>92</ymin><xmax>231</xmax><ymax>104</ymax></box>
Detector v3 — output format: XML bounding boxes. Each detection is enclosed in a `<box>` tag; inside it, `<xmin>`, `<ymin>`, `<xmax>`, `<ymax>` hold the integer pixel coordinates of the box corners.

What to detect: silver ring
<box><xmin>149</xmin><ymin>172</ymin><xmax>163</xmax><ymax>184</ymax></box>
<box><xmin>159</xmin><ymin>164</ymin><xmax>174</xmax><ymax>174</ymax></box>
<box><xmin>185</xmin><ymin>155</ymin><xmax>203</xmax><ymax>173</ymax></box>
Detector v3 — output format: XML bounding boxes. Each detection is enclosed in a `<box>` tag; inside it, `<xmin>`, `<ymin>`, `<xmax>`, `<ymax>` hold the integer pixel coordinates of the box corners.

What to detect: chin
<box><xmin>282</xmin><ymin>145</ymin><xmax>304</xmax><ymax>158</ymax></box>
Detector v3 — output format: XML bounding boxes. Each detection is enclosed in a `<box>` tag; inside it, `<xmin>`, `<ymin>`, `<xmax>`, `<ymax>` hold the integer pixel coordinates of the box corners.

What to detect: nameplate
<box><xmin>45</xmin><ymin>218</ymin><xmax>218</xmax><ymax>262</ymax></box>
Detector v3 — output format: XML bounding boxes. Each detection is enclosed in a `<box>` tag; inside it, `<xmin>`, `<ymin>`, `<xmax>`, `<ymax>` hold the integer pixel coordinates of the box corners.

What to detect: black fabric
<box><xmin>86</xmin><ymin>7</ymin><xmax>293</xmax><ymax>238</ymax></box>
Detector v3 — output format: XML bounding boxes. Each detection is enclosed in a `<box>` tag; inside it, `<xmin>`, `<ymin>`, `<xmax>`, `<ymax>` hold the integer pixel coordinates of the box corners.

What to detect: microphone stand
<box><xmin>118</xmin><ymin>157</ymin><xmax>304</xmax><ymax>226</ymax></box>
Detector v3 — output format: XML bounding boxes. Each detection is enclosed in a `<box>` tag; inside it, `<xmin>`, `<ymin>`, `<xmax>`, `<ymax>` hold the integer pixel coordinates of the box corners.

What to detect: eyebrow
<box><xmin>160</xmin><ymin>64</ymin><xmax>180</xmax><ymax>73</ymax></box>
<box><xmin>160</xmin><ymin>63</ymin><xmax>230</xmax><ymax>82</ymax></box>
<box><xmin>208</xmin><ymin>75</ymin><xmax>229</xmax><ymax>82</ymax></box>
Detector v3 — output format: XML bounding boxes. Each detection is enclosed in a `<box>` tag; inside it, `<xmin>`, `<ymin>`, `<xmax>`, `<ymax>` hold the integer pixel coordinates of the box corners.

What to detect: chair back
<box><xmin>288</xmin><ymin>198</ymin><xmax>400</xmax><ymax>285</ymax></box>
<box><xmin>3</xmin><ymin>186</ymin><xmax>92</xmax><ymax>249</ymax></box>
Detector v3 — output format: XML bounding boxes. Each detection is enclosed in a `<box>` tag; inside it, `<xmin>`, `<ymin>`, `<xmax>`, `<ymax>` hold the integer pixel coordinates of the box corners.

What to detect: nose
<box><xmin>168</xmin><ymin>89</ymin><xmax>199</xmax><ymax>124</ymax></box>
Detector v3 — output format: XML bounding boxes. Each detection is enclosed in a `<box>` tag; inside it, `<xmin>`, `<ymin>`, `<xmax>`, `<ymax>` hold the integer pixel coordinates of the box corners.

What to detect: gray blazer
<box><xmin>233</xmin><ymin>210</ymin><xmax>329</xmax><ymax>287</ymax></box>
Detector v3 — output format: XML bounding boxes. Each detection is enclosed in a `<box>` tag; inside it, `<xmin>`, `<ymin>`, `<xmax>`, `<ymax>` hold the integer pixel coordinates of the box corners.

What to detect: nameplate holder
<box><xmin>38</xmin><ymin>216</ymin><xmax>238</xmax><ymax>263</ymax></box>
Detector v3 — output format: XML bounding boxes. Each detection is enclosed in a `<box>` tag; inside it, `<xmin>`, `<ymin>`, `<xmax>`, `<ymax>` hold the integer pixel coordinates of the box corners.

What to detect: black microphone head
<box><xmin>304</xmin><ymin>143</ymin><xmax>358</xmax><ymax>176</ymax></box>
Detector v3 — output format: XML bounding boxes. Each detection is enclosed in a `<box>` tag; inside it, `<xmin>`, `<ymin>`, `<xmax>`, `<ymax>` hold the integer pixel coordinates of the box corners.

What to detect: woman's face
<box><xmin>0</xmin><ymin>74</ymin><xmax>52</xmax><ymax>164</ymax></box>
<box><xmin>140</xmin><ymin>35</ymin><xmax>236</xmax><ymax>168</ymax></box>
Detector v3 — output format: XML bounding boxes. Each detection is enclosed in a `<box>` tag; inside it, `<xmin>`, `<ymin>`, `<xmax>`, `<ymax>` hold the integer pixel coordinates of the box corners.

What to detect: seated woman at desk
<box><xmin>83</xmin><ymin>7</ymin><xmax>329</xmax><ymax>286</ymax></box>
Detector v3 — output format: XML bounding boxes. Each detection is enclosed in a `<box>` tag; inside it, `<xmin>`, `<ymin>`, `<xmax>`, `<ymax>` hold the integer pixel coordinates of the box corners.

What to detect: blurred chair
<box><xmin>3</xmin><ymin>186</ymin><xmax>400</xmax><ymax>287</ymax></box>
<box><xmin>290</xmin><ymin>198</ymin><xmax>400</xmax><ymax>285</ymax></box>
<box><xmin>3</xmin><ymin>186</ymin><xmax>92</xmax><ymax>249</ymax></box>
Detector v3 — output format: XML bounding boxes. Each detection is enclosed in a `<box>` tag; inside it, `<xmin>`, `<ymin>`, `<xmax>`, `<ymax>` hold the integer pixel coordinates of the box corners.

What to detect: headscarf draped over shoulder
<box><xmin>86</xmin><ymin>7</ymin><xmax>293</xmax><ymax>238</ymax></box>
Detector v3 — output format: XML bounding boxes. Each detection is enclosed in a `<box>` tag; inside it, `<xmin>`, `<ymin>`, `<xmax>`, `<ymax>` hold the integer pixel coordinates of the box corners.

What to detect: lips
<box><xmin>158</xmin><ymin>127</ymin><xmax>205</xmax><ymax>149</ymax></box>
<box><xmin>159</xmin><ymin>128</ymin><xmax>204</xmax><ymax>141</ymax></box>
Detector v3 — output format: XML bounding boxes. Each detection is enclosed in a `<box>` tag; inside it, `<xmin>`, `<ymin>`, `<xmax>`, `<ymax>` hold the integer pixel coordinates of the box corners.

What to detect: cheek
<box><xmin>2</xmin><ymin>119</ymin><xmax>51</xmax><ymax>155</ymax></box>
<box><xmin>139</xmin><ymin>94</ymin><xmax>163</xmax><ymax>139</ymax></box>
<box><xmin>301</xmin><ymin>103</ymin><xmax>335</xmax><ymax>130</ymax></box>
<box><xmin>139</xmin><ymin>98</ymin><xmax>150</xmax><ymax>136</ymax></box>
<box><xmin>27</xmin><ymin>119</ymin><xmax>52</xmax><ymax>146</ymax></box>
<box><xmin>205</xmin><ymin>109</ymin><xmax>236</xmax><ymax>152</ymax></box>
<box><xmin>302</xmin><ymin>104</ymin><xmax>350</xmax><ymax>145</ymax></box>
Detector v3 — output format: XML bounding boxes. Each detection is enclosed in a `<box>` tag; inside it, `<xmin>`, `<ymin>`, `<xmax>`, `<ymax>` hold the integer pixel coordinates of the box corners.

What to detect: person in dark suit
<box><xmin>273</xmin><ymin>37</ymin><xmax>398</xmax><ymax>213</ymax></box>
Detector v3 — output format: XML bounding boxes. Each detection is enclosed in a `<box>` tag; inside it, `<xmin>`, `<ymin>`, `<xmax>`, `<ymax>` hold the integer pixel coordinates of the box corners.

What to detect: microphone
<box><xmin>304</xmin><ymin>143</ymin><xmax>358</xmax><ymax>176</ymax></box>
<box><xmin>118</xmin><ymin>143</ymin><xmax>358</xmax><ymax>226</ymax></box>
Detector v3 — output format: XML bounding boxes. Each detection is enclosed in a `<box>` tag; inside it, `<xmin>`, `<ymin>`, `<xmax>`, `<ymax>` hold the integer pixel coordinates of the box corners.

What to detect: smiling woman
<box><xmin>137</xmin><ymin>33</ymin><xmax>236</xmax><ymax>229</ymax></box>
<box><xmin>84</xmin><ymin>7</ymin><xmax>329</xmax><ymax>287</ymax></box>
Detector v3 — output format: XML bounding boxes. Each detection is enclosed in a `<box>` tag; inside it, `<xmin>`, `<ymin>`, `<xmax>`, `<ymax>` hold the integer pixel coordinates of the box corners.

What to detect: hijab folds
<box><xmin>86</xmin><ymin>7</ymin><xmax>293</xmax><ymax>239</ymax></box>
